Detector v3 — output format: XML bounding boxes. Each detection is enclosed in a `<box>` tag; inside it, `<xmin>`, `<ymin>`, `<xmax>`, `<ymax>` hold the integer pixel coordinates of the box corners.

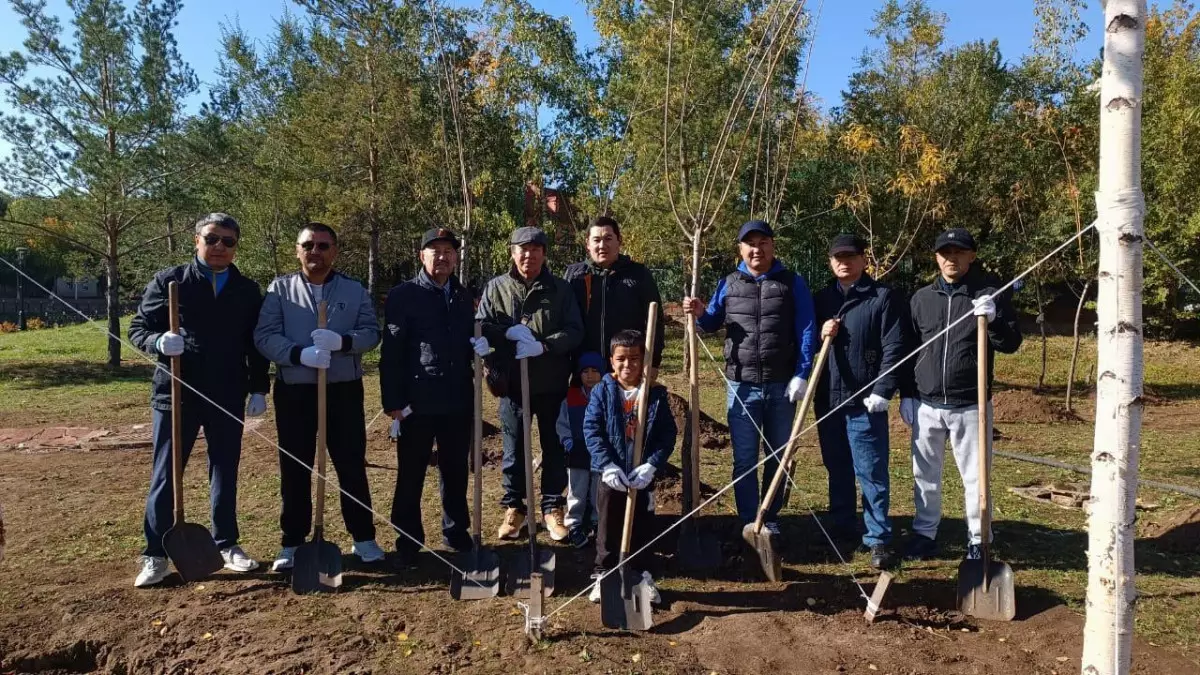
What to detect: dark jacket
<box><xmin>695</xmin><ymin>260</ymin><xmax>816</xmax><ymax>384</ymax></box>
<box><xmin>129</xmin><ymin>258</ymin><xmax>270</xmax><ymax>411</ymax></box>
<box><xmin>380</xmin><ymin>270</ymin><xmax>475</xmax><ymax>416</ymax></box>
<box><xmin>583</xmin><ymin>374</ymin><xmax>677</xmax><ymax>476</ymax></box>
<box><xmin>557</xmin><ymin>384</ymin><xmax>594</xmax><ymax>470</ymax></box>
<box><xmin>906</xmin><ymin>265</ymin><xmax>1023</xmax><ymax>407</ymax></box>
<box><xmin>563</xmin><ymin>255</ymin><xmax>665</xmax><ymax>366</ymax></box>
<box><xmin>476</xmin><ymin>266</ymin><xmax>584</xmax><ymax>398</ymax></box>
<box><xmin>813</xmin><ymin>275</ymin><xmax>910</xmax><ymax>412</ymax></box>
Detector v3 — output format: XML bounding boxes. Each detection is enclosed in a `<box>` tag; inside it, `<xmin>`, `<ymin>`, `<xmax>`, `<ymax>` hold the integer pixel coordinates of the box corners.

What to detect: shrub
<box><xmin>0</xmin><ymin>322</ymin><xmax>17</xmax><ymax>333</ymax></box>
<box><xmin>25</xmin><ymin>317</ymin><xmax>46</xmax><ymax>330</ymax></box>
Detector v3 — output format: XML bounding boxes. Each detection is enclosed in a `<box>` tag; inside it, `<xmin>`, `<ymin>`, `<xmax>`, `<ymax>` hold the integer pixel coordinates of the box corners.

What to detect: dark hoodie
<box><xmin>564</xmin><ymin>254</ymin><xmax>665</xmax><ymax>366</ymax></box>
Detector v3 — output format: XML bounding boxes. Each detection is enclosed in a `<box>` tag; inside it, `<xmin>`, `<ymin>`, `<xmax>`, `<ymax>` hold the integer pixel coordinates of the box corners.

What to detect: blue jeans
<box><xmin>498</xmin><ymin>392</ymin><xmax>567</xmax><ymax>513</ymax></box>
<box><xmin>728</xmin><ymin>381</ymin><xmax>795</xmax><ymax>525</ymax></box>
<box><xmin>816</xmin><ymin>406</ymin><xmax>892</xmax><ymax>546</ymax></box>
<box><xmin>143</xmin><ymin>397</ymin><xmax>245</xmax><ymax>557</ymax></box>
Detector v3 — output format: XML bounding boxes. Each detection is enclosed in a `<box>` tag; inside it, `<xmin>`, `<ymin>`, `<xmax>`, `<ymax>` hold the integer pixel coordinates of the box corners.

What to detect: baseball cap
<box><xmin>933</xmin><ymin>228</ymin><xmax>977</xmax><ymax>252</ymax></box>
<box><xmin>828</xmin><ymin>234</ymin><xmax>867</xmax><ymax>256</ymax></box>
<box><xmin>737</xmin><ymin>220</ymin><xmax>775</xmax><ymax>242</ymax></box>
<box><xmin>510</xmin><ymin>226</ymin><xmax>548</xmax><ymax>247</ymax></box>
<box><xmin>420</xmin><ymin>227</ymin><xmax>460</xmax><ymax>249</ymax></box>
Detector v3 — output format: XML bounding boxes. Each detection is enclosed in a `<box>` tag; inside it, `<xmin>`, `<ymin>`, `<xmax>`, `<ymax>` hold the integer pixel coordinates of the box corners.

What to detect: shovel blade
<box><xmin>504</xmin><ymin>549</ymin><xmax>555</xmax><ymax>598</ymax></box>
<box><xmin>292</xmin><ymin>539</ymin><xmax>343</xmax><ymax>594</ymax></box>
<box><xmin>450</xmin><ymin>546</ymin><xmax>501</xmax><ymax>600</ymax></box>
<box><xmin>741</xmin><ymin>523</ymin><xmax>782</xmax><ymax>582</ymax></box>
<box><xmin>676</xmin><ymin>521</ymin><xmax>722</xmax><ymax>573</ymax></box>
<box><xmin>957</xmin><ymin>559</ymin><xmax>1016</xmax><ymax>621</ymax></box>
<box><xmin>600</xmin><ymin>568</ymin><xmax>654</xmax><ymax>631</ymax></box>
<box><xmin>163</xmin><ymin>523</ymin><xmax>224</xmax><ymax>582</ymax></box>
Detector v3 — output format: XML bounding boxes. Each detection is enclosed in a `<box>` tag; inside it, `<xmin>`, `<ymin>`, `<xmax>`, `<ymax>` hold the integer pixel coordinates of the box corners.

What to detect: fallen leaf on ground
<box><xmin>632</xmin><ymin>653</ymin><xmax>642</xmax><ymax>663</ymax></box>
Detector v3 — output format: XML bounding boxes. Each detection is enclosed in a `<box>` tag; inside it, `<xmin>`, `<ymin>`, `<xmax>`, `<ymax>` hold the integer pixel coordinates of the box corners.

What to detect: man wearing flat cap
<box><xmin>477</xmin><ymin>226</ymin><xmax>584</xmax><ymax>542</ymax></box>
<box><xmin>381</xmin><ymin>227</ymin><xmax>489</xmax><ymax>562</ymax></box>
<box><xmin>682</xmin><ymin>220</ymin><xmax>817</xmax><ymax>533</ymax></box>
<box><xmin>812</xmin><ymin>234</ymin><xmax>909</xmax><ymax>570</ymax></box>
<box><xmin>900</xmin><ymin>228</ymin><xmax>1021</xmax><ymax>562</ymax></box>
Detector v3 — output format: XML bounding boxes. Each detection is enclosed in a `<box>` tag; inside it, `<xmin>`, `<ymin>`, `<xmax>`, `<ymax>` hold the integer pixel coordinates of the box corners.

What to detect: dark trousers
<box><xmin>274</xmin><ymin>379</ymin><xmax>375</xmax><ymax>548</ymax></box>
<box><xmin>143</xmin><ymin>395</ymin><xmax>245</xmax><ymax>557</ymax></box>
<box><xmin>499</xmin><ymin>392</ymin><xmax>567</xmax><ymax>513</ymax></box>
<box><xmin>816</xmin><ymin>406</ymin><xmax>892</xmax><ymax>546</ymax></box>
<box><xmin>390</xmin><ymin>413</ymin><xmax>471</xmax><ymax>555</ymax></box>
<box><xmin>594</xmin><ymin>483</ymin><xmax>653</xmax><ymax>572</ymax></box>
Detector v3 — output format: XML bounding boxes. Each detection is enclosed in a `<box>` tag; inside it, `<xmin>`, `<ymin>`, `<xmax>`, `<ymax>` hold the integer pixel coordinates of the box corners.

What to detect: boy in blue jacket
<box><xmin>584</xmin><ymin>330</ymin><xmax>677</xmax><ymax>603</ymax></box>
<box><xmin>556</xmin><ymin>352</ymin><xmax>606</xmax><ymax>549</ymax></box>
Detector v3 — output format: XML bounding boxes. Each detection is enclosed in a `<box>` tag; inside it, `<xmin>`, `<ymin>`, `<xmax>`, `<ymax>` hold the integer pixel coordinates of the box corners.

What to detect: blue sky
<box><xmin>0</xmin><ymin>1</ymin><xmax>1102</xmax><ymax>156</ymax></box>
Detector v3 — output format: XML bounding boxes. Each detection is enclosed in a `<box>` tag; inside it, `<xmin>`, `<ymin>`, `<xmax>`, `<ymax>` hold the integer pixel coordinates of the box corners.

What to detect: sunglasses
<box><xmin>299</xmin><ymin>241</ymin><xmax>333</xmax><ymax>252</ymax></box>
<box><xmin>202</xmin><ymin>234</ymin><xmax>238</xmax><ymax>248</ymax></box>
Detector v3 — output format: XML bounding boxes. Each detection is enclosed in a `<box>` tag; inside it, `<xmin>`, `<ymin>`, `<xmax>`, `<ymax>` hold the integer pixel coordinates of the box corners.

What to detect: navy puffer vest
<box><xmin>722</xmin><ymin>267</ymin><xmax>797</xmax><ymax>384</ymax></box>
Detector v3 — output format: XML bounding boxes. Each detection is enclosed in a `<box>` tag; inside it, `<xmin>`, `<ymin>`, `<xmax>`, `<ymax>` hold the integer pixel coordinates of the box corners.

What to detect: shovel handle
<box><xmin>472</xmin><ymin>322</ymin><xmax>484</xmax><ymax>539</ymax></box>
<box><xmin>520</xmin><ymin>356</ymin><xmax>538</xmax><ymax>554</ymax></box>
<box><xmin>752</xmin><ymin>335</ymin><xmax>834</xmax><ymax>534</ymax></box>
<box><xmin>620</xmin><ymin>304</ymin><xmax>659</xmax><ymax>556</ymax></box>
<box><xmin>314</xmin><ymin>301</ymin><xmax>329</xmax><ymax>536</ymax></box>
<box><xmin>976</xmin><ymin>315</ymin><xmax>991</xmax><ymax>547</ymax></box>
<box><xmin>168</xmin><ymin>282</ymin><xmax>185</xmax><ymax>524</ymax></box>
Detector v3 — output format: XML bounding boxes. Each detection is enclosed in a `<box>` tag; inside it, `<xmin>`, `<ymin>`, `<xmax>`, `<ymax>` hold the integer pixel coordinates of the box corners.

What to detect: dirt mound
<box><xmin>666</xmin><ymin>391</ymin><xmax>730</xmax><ymax>451</ymax></box>
<box><xmin>992</xmin><ymin>389</ymin><xmax>1080</xmax><ymax>424</ymax></box>
<box><xmin>1144</xmin><ymin>506</ymin><xmax>1200</xmax><ymax>554</ymax></box>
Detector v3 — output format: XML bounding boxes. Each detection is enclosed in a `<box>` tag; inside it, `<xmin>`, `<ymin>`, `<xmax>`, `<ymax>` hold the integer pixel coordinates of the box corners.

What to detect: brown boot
<box><xmin>543</xmin><ymin>507</ymin><xmax>569</xmax><ymax>542</ymax></box>
<box><xmin>497</xmin><ymin>507</ymin><xmax>527</xmax><ymax>540</ymax></box>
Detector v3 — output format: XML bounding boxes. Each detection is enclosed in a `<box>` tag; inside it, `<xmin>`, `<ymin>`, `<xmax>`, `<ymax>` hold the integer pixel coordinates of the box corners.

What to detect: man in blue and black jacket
<box><xmin>682</xmin><ymin>220</ymin><xmax>816</xmax><ymax>533</ymax></box>
<box><xmin>813</xmin><ymin>234</ymin><xmax>909</xmax><ymax>570</ymax></box>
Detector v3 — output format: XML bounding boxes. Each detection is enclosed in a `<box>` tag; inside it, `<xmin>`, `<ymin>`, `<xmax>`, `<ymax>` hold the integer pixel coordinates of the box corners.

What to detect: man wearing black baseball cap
<box><xmin>381</xmin><ymin>226</ymin><xmax>489</xmax><ymax>563</ymax></box>
<box><xmin>477</xmin><ymin>225</ymin><xmax>583</xmax><ymax>542</ymax></box>
<box><xmin>812</xmin><ymin>234</ymin><xmax>909</xmax><ymax>570</ymax></box>
<box><xmin>900</xmin><ymin>227</ymin><xmax>1021</xmax><ymax>562</ymax></box>
<box><xmin>682</xmin><ymin>219</ymin><xmax>817</xmax><ymax>532</ymax></box>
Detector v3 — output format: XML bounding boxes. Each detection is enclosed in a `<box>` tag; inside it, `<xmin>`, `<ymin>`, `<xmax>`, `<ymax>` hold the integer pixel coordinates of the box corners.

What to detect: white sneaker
<box><xmin>353</xmin><ymin>540</ymin><xmax>386</xmax><ymax>563</ymax></box>
<box><xmin>642</xmin><ymin>571</ymin><xmax>661</xmax><ymax>605</ymax></box>
<box><xmin>588</xmin><ymin>576</ymin><xmax>602</xmax><ymax>603</ymax></box>
<box><xmin>220</xmin><ymin>546</ymin><xmax>260</xmax><ymax>572</ymax></box>
<box><xmin>134</xmin><ymin>556</ymin><xmax>169</xmax><ymax>588</ymax></box>
<box><xmin>271</xmin><ymin>546</ymin><xmax>298</xmax><ymax>572</ymax></box>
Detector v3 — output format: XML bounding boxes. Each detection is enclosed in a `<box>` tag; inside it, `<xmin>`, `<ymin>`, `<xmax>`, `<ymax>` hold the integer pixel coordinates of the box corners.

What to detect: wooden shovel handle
<box><xmin>314</xmin><ymin>301</ymin><xmax>329</xmax><ymax>536</ymax></box>
<box><xmin>620</xmin><ymin>303</ymin><xmax>659</xmax><ymax>556</ymax></box>
<box><xmin>753</xmin><ymin>335</ymin><xmax>834</xmax><ymax>534</ymax></box>
<box><xmin>977</xmin><ymin>315</ymin><xmax>991</xmax><ymax>546</ymax></box>
<box><xmin>168</xmin><ymin>281</ymin><xmax>185</xmax><ymax>524</ymax></box>
<box><xmin>520</xmin><ymin>357</ymin><xmax>538</xmax><ymax>554</ymax></box>
<box><xmin>472</xmin><ymin>322</ymin><xmax>484</xmax><ymax>539</ymax></box>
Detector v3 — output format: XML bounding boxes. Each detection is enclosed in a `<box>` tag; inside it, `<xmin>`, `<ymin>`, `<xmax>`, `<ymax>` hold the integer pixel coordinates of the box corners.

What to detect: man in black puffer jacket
<box><xmin>563</xmin><ymin>215</ymin><xmax>665</xmax><ymax>369</ymax></box>
<box><xmin>899</xmin><ymin>228</ymin><xmax>1022</xmax><ymax>563</ymax></box>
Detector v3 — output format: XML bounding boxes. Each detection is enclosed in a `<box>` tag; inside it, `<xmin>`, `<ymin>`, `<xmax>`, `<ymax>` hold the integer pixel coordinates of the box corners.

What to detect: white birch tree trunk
<box><xmin>1082</xmin><ymin>2</ymin><xmax>1146</xmax><ymax>674</ymax></box>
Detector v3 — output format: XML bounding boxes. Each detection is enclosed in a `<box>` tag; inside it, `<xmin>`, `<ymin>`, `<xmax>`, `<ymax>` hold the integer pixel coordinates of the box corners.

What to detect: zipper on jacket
<box><xmin>600</xmin><ymin>273</ymin><xmax>607</xmax><ymax>361</ymax></box>
<box><xmin>941</xmin><ymin>291</ymin><xmax>952</xmax><ymax>405</ymax></box>
<box><xmin>755</xmin><ymin>280</ymin><xmax>763</xmax><ymax>385</ymax></box>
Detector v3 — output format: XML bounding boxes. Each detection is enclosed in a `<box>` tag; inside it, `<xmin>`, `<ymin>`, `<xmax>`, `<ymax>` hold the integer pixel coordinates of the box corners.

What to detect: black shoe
<box><xmin>902</xmin><ymin>534</ymin><xmax>938</xmax><ymax>560</ymax></box>
<box><xmin>567</xmin><ymin>526</ymin><xmax>590</xmax><ymax>550</ymax></box>
<box><xmin>442</xmin><ymin>536</ymin><xmax>474</xmax><ymax>554</ymax></box>
<box><xmin>391</xmin><ymin>547</ymin><xmax>420</xmax><ymax>569</ymax></box>
<box><xmin>870</xmin><ymin>544</ymin><xmax>898</xmax><ymax>570</ymax></box>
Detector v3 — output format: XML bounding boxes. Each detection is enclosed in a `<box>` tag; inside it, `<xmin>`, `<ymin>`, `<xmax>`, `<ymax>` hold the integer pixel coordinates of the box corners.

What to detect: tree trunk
<box><xmin>1036</xmin><ymin>282</ymin><xmax>1047</xmax><ymax>392</ymax></box>
<box><xmin>1082</xmin><ymin>3</ymin><xmax>1146</xmax><ymax>674</ymax></box>
<box><xmin>685</xmin><ymin>227</ymin><xmax>703</xmax><ymax>512</ymax></box>
<box><xmin>166</xmin><ymin>213</ymin><xmax>175</xmax><ymax>254</ymax></box>
<box><xmin>105</xmin><ymin>237</ymin><xmax>121</xmax><ymax>369</ymax></box>
<box><xmin>365</xmin><ymin>51</ymin><xmax>381</xmax><ymax>302</ymax></box>
<box><xmin>1066</xmin><ymin>278</ymin><xmax>1092</xmax><ymax>412</ymax></box>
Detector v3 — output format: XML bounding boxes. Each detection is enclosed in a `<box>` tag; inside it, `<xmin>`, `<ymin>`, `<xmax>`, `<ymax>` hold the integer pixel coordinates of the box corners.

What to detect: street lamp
<box><xmin>14</xmin><ymin>246</ymin><xmax>27</xmax><ymax>331</ymax></box>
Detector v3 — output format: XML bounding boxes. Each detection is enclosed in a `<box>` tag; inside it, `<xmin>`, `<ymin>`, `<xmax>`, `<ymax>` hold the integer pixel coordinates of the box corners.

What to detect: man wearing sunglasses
<box><xmin>254</xmin><ymin>223</ymin><xmax>385</xmax><ymax>572</ymax></box>
<box><xmin>128</xmin><ymin>213</ymin><xmax>271</xmax><ymax>587</ymax></box>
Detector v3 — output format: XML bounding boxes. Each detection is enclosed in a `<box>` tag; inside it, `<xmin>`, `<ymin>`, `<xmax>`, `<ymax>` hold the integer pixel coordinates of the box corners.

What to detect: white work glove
<box><xmin>470</xmin><ymin>336</ymin><xmax>492</xmax><ymax>357</ymax></box>
<box><xmin>972</xmin><ymin>295</ymin><xmax>997</xmax><ymax>323</ymax></box>
<box><xmin>601</xmin><ymin>463</ymin><xmax>629</xmax><ymax>492</ymax></box>
<box><xmin>785</xmin><ymin>376</ymin><xmax>808</xmax><ymax>403</ymax></box>
<box><xmin>629</xmin><ymin>463</ymin><xmax>656</xmax><ymax>490</ymax></box>
<box><xmin>246</xmin><ymin>393</ymin><xmax>268</xmax><ymax>417</ymax></box>
<box><xmin>862</xmin><ymin>393</ymin><xmax>889</xmax><ymax>414</ymax></box>
<box><xmin>300</xmin><ymin>346</ymin><xmax>331</xmax><ymax>369</ymax></box>
<box><xmin>505</xmin><ymin>324</ymin><xmax>536</xmax><ymax>343</ymax></box>
<box><xmin>899</xmin><ymin>397</ymin><xmax>918</xmax><ymax>426</ymax></box>
<box><xmin>156</xmin><ymin>331</ymin><xmax>184</xmax><ymax>357</ymax></box>
<box><xmin>310</xmin><ymin>328</ymin><xmax>342</xmax><ymax>352</ymax></box>
<box><xmin>515</xmin><ymin>340</ymin><xmax>545</xmax><ymax>360</ymax></box>
<box><xmin>388</xmin><ymin>406</ymin><xmax>412</xmax><ymax>440</ymax></box>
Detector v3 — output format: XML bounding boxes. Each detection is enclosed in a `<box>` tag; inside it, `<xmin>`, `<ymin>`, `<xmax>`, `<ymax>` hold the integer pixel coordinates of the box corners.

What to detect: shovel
<box><xmin>451</xmin><ymin>322</ymin><xmax>501</xmax><ymax>600</ymax></box>
<box><xmin>161</xmin><ymin>281</ymin><xmax>225</xmax><ymax>582</ymax></box>
<box><xmin>957</xmin><ymin>315</ymin><xmax>1016</xmax><ymax>620</ymax></box>
<box><xmin>601</xmin><ymin>303</ymin><xmax>659</xmax><ymax>631</ymax></box>
<box><xmin>505</xmin><ymin>356</ymin><xmax>556</xmax><ymax>598</ymax></box>
<box><xmin>742</xmin><ymin>335</ymin><xmax>833</xmax><ymax>582</ymax></box>
<box><xmin>293</xmin><ymin>301</ymin><xmax>343</xmax><ymax>594</ymax></box>
<box><xmin>676</xmin><ymin>317</ymin><xmax>722</xmax><ymax>573</ymax></box>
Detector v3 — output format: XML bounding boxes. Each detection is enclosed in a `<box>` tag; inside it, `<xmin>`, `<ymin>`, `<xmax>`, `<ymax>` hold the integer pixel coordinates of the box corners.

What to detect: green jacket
<box><xmin>476</xmin><ymin>266</ymin><xmax>584</xmax><ymax>397</ymax></box>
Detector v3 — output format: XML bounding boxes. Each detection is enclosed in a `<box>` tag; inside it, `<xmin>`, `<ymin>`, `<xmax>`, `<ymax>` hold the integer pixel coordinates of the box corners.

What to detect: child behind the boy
<box><xmin>556</xmin><ymin>352</ymin><xmax>606</xmax><ymax>549</ymax></box>
<box><xmin>583</xmin><ymin>330</ymin><xmax>677</xmax><ymax>603</ymax></box>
